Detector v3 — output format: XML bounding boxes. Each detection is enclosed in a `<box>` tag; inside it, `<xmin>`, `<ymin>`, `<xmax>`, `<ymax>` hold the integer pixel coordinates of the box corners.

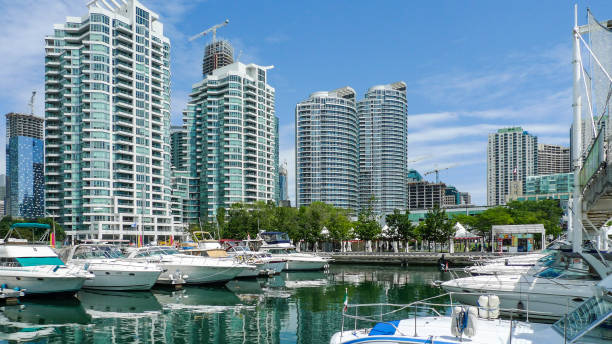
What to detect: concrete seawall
<box><xmin>328</xmin><ymin>252</ymin><xmax>531</xmax><ymax>266</ymax></box>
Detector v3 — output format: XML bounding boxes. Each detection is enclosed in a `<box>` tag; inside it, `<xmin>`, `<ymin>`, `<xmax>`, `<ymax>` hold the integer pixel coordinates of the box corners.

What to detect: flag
<box><xmin>343</xmin><ymin>288</ymin><xmax>348</xmax><ymax>312</ymax></box>
<box><xmin>169</xmin><ymin>236</ymin><xmax>174</xmax><ymax>246</ymax></box>
<box><xmin>137</xmin><ymin>235</ymin><xmax>143</xmax><ymax>248</ymax></box>
<box><xmin>131</xmin><ymin>222</ymin><xmax>137</xmax><ymax>228</ymax></box>
<box><xmin>50</xmin><ymin>231</ymin><xmax>56</xmax><ymax>248</ymax></box>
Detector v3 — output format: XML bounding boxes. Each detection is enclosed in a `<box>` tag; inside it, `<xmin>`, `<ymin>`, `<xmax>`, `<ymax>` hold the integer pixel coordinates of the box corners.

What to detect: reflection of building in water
<box><xmin>329</xmin><ymin>265</ymin><xmax>445</xmax><ymax>286</ymax></box>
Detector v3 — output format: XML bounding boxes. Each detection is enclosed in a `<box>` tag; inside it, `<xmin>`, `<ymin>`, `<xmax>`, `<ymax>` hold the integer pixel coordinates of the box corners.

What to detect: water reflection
<box><xmin>0</xmin><ymin>265</ymin><xmax>447</xmax><ymax>343</ymax></box>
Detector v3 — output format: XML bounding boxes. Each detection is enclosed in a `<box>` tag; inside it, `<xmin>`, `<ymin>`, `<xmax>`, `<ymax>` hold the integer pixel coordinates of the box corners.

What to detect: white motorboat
<box><xmin>442</xmin><ymin>251</ymin><xmax>612</xmax><ymax>320</ymax></box>
<box><xmin>256</xmin><ymin>232</ymin><xmax>329</xmax><ymax>271</ymax></box>
<box><xmin>329</xmin><ymin>289</ymin><xmax>612</xmax><ymax>344</ymax></box>
<box><xmin>465</xmin><ymin>252</ymin><xmax>557</xmax><ymax>276</ymax></box>
<box><xmin>124</xmin><ymin>246</ymin><xmax>256</xmax><ymax>285</ymax></box>
<box><xmin>227</xmin><ymin>245</ymin><xmax>286</xmax><ymax>276</ymax></box>
<box><xmin>0</xmin><ymin>239</ymin><xmax>93</xmax><ymax>295</ymax></box>
<box><xmin>60</xmin><ymin>244</ymin><xmax>162</xmax><ymax>291</ymax></box>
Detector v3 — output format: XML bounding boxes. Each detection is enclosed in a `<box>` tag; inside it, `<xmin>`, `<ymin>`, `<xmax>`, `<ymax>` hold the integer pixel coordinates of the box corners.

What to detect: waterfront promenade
<box><xmin>327</xmin><ymin>251</ymin><xmax>528</xmax><ymax>266</ymax></box>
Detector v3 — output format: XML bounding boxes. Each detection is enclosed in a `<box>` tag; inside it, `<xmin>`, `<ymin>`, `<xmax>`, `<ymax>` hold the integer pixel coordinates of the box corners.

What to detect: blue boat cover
<box><xmin>368</xmin><ymin>320</ymin><xmax>400</xmax><ymax>336</ymax></box>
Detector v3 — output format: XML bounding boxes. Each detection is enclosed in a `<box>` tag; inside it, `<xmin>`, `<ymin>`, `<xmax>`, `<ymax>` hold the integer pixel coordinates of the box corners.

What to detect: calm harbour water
<box><xmin>0</xmin><ymin>265</ymin><xmax>450</xmax><ymax>344</ymax></box>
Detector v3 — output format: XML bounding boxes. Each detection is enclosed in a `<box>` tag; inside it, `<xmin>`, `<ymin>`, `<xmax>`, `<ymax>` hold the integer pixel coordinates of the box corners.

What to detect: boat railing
<box><xmin>339</xmin><ymin>291</ymin><xmax>556</xmax><ymax>340</ymax></box>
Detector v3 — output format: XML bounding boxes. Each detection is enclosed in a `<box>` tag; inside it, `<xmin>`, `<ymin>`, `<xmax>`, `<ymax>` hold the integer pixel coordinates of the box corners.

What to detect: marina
<box><xmin>0</xmin><ymin>265</ymin><xmax>448</xmax><ymax>343</ymax></box>
<box><xmin>3</xmin><ymin>0</ymin><xmax>612</xmax><ymax>342</ymax></box>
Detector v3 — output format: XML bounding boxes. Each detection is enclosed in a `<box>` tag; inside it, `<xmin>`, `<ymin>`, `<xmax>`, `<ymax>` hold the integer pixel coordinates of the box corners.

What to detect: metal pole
<box><xmin>413</xmin><ymin>304</ymin><xmax>417</xmax><ymax>337</ymax></box>
<box><xmin>509</xmin><ymin>310</ymin><xmax>513</xmax><ymax>344</ymax></box>
<box><xmin>572</xmin><ymin>3</ymin><xmax>583</xmax><ymax>254</ymax></box>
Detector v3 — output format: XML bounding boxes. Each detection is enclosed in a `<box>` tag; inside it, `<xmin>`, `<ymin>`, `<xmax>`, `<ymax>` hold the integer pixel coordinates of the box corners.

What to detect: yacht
<box><xmin>0</xmin><ymin>239</ymin><xmax>93</xmax><ymax>295</ymax></box>
<box><xmin>124</xmin><ymin>246</ymin><xmax>256</xmax><ymax>284</ymax></box>
<box><xmin>465</xmin><ymin>251</ymin><xmax>557</xmax><ymax>276</ymax></box>
<box><xmin>442</xmin><ymin>251</ymin><xmax>612</xmax><ymax>320</ymax></box>
<box><xmin>256</xmin><ymin>232</ymin><xmax>329</xmax><ymax>271</ymax></box>
<box><xmin>226</xmin><ymin>245</ymin><xmax>286</xmax><ymax>275</ymax></box>
<box><xmin>60</xmin><ymin>244</ymin><xmax>162</xmax><ymax>291</ymax></box>
<box><xmin>329</xmin><ymin>288</ymin><xmax>612</xmax><ymax>344</ymax></box>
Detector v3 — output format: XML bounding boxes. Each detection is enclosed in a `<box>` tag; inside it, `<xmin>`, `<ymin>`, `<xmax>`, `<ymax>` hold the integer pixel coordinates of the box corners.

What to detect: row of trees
<box><xmin>452</xmin><ymin>200</ymin><xmax>563</xmax><ymax>238</ymax></box>
<box><xmin>192</xmin><ymin>199</ymin><xmax>564</xmax><ymax>252</ymax></box>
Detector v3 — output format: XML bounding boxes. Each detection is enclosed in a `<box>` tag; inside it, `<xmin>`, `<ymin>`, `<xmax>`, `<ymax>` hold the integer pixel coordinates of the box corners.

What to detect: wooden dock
<box><xmin>329</xmin><ymin>251</ymin><xmax>529</xmax><ymax>266</ymax></box>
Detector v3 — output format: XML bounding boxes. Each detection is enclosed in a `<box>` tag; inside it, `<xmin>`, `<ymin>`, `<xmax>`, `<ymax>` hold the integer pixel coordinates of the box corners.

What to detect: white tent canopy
<box><xmin>453</xmin><ymin>222</ymin><xmax>480</xmax><ymax>239</ymax></box>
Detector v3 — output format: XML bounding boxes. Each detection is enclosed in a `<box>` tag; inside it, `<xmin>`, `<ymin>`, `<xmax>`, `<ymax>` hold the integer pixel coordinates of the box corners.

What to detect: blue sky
<box><xmin>1</xmin><ymin>0</ymin><xmax>612</xmax><ymax>205</ymax></box>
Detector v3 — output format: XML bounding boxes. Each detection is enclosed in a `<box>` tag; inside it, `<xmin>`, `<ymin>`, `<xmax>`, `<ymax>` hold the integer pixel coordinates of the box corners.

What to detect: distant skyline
<box><xmin>1</xmin><ymin>0</ymin><xmax>612</xmax><ymax>205</ymax></box>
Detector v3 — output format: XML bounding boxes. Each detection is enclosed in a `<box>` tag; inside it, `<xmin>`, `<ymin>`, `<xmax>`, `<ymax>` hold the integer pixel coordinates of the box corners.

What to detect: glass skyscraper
<box><xmin>183</xmin><ymin>61</ymin><xmax>279</xmax><ymax>220</ymax></box>
<box><xmin>279</xmin><ymin>161</ymin><xmax>289</xmax><ymax>202</ymax></box>
<box><xmin>295</xmin><ymin>87</ymin><xmax>359</xmax><ymax>210</ymax></box>
<box><xmin>44</xmin><ymin>0</ymin><xmax>175</xmax><ymax>241</ymax></box>
<box><xmin>5</xmin><ymin>113</ymin><xmax>45</xmax><ymax>218</ymax></box>
<box><xmin>358</xmin><ymin>82</ymin><xmax>408</xmax><ymax>214</ymax></box>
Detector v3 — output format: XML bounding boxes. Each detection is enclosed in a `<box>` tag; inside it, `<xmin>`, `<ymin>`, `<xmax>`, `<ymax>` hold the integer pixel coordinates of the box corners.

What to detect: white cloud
<box><xmin>265</xmin><ymin>33</ymin><xmax>290</xmax><ymax>44</ymax></box>
<box><xmin>408</xmin><ymin>112</ymin><xmax>458</xmax><ymax>127</ymax></box>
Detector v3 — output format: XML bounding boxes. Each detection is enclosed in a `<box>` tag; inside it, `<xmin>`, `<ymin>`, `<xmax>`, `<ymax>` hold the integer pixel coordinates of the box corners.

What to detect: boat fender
<box><xmin>451</xmin><ymin>306</ymin><xmax>477</xmax><ymax>338</ymax></box>
<box><xmin>488</xmin><ymin>295</ymin><xmax>500</xmax><ymax>319</ymax></box>
<box><xmin>477</xmin><ymin>295</ymin><xmax>489</xmax><ymax>318</ymax></box>
<box><xmin>53</xmin><ymin>265</ymin><xmax>60</xmax><ymax>272</ymax></box>
<box><xmin>465</xmin><ymin>307</ymin><xmax>478</xmax><ymax>337</ymax></box>
<box><xmin>84</xmin><ymin>263</ymin><xmax>90</xmax><ymax>271</ymax></box>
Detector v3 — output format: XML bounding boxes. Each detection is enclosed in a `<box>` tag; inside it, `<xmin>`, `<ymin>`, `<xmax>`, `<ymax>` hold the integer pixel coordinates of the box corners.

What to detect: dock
<box><xmin>328</xmin><ymin>251</ymin><xmax>531</xmax><ymax>266</ymax></box>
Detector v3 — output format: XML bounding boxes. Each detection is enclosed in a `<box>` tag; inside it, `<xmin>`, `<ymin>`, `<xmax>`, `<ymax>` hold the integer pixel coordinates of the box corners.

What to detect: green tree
<box><xmin>354</xmin><ymin>197</ymin><xmax>381</xmax><ymax>251</ymax></box>
<box><xmin>216</xmin><ymin>207</ymin><xmax>226</xmax><ymax>237</ymax></box>
<box><xmin>386</xmin><ymin>209</ymin><xmax>418</xmax><ymax>252</ymax></box>
<box><xmin>507</xmin><ymin>200</ymin><xmax>563</xmax><ymax>236</ymax></box>
<box><xmin>327</xmin><ymin>207</ymin><xmax>352</xmax><ymax>242</ymax></box>
<box><xmin>420</xmin><ymin>205</ymin><xmax>453</xmax><ymax>252</ymax></box>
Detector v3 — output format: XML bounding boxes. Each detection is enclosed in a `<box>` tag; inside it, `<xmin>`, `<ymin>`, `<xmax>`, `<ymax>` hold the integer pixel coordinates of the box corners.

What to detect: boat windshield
<box><xmin>135</xmin><ymin>247</ymin><xmax>179</xmax><ymax>257</ymax></box>
<box><xmin>552</xmin><ymin>293</ymin><xmax>612</xmax><ymax>341</ymax></box>
<box><xmin>74</xmin><ymin>245</ymin><xmax>124</xmax><ymax>259</ymax></box>
<box><xmin>267</xmin><ymin>248</ymin><xmax>288</xmax><ymax>255</ymax></box>
<box><xmin>535</xmin><ymin>264</ymin><xmax>600</xmax><ymax>280</ymax></box>
<box><xmin>260</xmin><ymin>232</ymin><xmax>290</xmax><ymax>244</ymax></box>
<box><xmin>537</xmin><ymin>252</ymin><xmax>558</xmax><ymax>267</ymax></box>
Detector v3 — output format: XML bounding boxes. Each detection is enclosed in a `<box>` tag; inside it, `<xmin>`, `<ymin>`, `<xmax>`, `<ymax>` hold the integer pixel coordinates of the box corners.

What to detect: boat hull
<box><xmin>0</xmin><ymin>274</ymin><xmax>86</xmax><ymax>295</ymax></box>
<box><xmin>285</xmin><ymin>259</ymin><xmax>326</xmax><ymax>271</ymax></box>
<box><xmin>83</xmin><ymin>268</ymin><xmax>161</xmax><ymax>291</ymax></box>
<box><xmin>160</xmin><ymin>264</ymin><xmax>244</xmax><ymax>284</ymax></box>
<box><xmin>442</xmin><ymin>281</ymin><xmax>594</xmax><ymax>320</ymax></box>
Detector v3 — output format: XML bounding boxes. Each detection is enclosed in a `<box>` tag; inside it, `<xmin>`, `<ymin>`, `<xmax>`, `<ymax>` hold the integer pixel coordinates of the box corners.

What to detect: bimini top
<box><xmin>10</xmin><ymin>223</ymin><xmax>51</xmax><ymax>230</ymax></box>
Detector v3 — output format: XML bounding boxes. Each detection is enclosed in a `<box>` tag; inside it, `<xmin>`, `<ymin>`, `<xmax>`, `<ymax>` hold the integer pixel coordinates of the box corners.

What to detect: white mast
<box><xmin>571</xmin><ymin>4</ymin><xmax>583</xmax><ymax>253</ymax></box>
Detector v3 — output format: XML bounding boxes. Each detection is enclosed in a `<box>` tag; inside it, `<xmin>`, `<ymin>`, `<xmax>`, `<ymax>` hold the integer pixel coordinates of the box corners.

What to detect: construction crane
<box><xmin>28</xmin><ymin>91</ymin><xmax>36</xmax><ymax>115</ymax></box>
<box><xmin>424</xmin><ymin>163</ymin><xmax>459</xmax><ymax>183</ymax></box>
<box><xmin>407</xmin><ymin>156</ymin><xmax>426</xmax><ymax>165</ymax></box>
<box><xmin>188</xmin><ymin>19</ymin><xmax>229</xmax><ymax>43</ymax></box>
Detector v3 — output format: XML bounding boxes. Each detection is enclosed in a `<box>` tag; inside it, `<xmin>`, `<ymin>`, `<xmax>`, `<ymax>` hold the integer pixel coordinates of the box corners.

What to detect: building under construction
<box><xmin>202</xmin><ymin>40</ymin><xmax>234</xmax><ymax>76</ymax></box>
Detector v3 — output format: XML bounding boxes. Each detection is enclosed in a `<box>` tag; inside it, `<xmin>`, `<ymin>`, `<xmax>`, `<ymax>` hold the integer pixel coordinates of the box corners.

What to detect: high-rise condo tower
<box><xmin>44</xmin><ymin>0</ymin><xmax>175</xmax><ymax>241</ymax></box>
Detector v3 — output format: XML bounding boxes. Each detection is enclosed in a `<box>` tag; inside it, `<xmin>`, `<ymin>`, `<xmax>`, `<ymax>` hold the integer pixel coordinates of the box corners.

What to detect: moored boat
<box><xmin>0</xmin><ymin>238</ymin><xmax>93</xmax><ymax>295</ymax></box>
<box><xmin>61</xmin><ymin>244</ymin><xmax>162</xmax><ymax>291</ymax></box>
